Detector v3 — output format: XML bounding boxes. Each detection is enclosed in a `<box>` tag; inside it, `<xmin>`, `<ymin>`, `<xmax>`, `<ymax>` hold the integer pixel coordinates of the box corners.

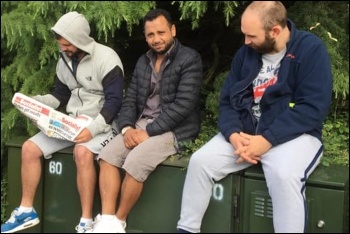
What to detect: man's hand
<box><xmin>229</xmin><ymin>132</ymin><xmax>249</xmax><ymax>151</ymax></box>
<box><xmin>74</xmin><ymin>128</ymin><xmax>92</xmax><ymax>144</ymax></box>
<box><xmin>229</xmin><ymin>132</ymin><xmax>257</xmax><ymax>164</ymax></box>
<box><xmin>123</xmin><ymin>128</ymin><xmax>149</xmax><ymax>149</ymax></box>
<box><xmin>235</xmin><ymin>132</ymin><xmax>272</xmax><ymax>164</ymax></box>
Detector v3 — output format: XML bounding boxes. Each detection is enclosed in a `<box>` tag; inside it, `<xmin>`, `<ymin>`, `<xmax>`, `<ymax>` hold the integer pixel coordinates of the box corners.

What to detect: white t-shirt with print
<box><xmin>252</xmin><ymin>48</ymin><xmax>286</xmax><ymax>120</ymax></box>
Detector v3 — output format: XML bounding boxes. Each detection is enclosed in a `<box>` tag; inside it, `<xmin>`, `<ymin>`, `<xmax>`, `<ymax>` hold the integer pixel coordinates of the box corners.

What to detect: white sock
<box><xmin>116</xmin><ymin>216</ymin><xmax>126</xmax><ymax>226</ymax></box>
<box><xmin>101</xmin><ymin>214</ymin><xmax>115</xmax><ymax>220</ymax></box>
<box><xmin>80</xmin><ymin>217</ymin><xmax>92</xmax><ymax>226</ymax></box>
<box><xmin>18</xmin><ymin>206</ymin><xmax>33</xmax><ymax>213</ymax></box>
<box><xmin>116</xmin><ymin>217</ymin><xmax>126</xmax><ymax>222</ymax></box>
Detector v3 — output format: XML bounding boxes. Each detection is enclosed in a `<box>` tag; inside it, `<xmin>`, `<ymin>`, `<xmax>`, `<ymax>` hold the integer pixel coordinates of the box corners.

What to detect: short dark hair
<box><xmin>143</xmin><ymin>8</ymin><xmax>173</xmax><ymax>28</ymax></box>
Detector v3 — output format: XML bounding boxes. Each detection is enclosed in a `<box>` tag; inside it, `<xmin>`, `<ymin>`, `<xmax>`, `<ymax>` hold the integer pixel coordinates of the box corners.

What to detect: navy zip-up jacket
<box><xmin>218</xmin><ymin>19</ymin><xmax>332</xmax><ymax>146</ymax></box>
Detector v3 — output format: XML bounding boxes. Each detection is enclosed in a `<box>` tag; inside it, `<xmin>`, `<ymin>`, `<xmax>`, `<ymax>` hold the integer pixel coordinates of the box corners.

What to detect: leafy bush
<box><xmin>322</xmin><ymin>112</ymin><xmax>349</xmax><ymax>166</ymax></box>
<box><xmin>1</xmin><ymin>172</ymin><xmax>8</xmax><ymax>223</ymax></box>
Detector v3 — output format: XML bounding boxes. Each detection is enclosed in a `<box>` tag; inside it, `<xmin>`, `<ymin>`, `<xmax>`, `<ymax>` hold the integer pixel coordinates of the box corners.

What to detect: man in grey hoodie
<box><xmin>1</xmin><ymin>12</ymin><xmax>124</xmax><ymax>233</ymax></box>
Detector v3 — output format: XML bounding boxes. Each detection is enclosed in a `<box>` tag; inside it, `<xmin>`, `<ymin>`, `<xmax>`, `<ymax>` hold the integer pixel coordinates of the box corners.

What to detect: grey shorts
<box><xmin>30</xmin><ymin>121</ymin><xmax>118</xmax><ymax>159</ymax></box>
<box><xmin>97</xmin><ymin>118</ymin><xmax>178</xmax><ymax>182</ymax></box>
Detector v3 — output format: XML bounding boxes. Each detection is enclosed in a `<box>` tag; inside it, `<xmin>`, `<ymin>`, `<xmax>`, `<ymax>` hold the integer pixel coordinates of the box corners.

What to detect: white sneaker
<box><xmin>92</xmin><ymin>214</ymin><xmax>126</xmax><ymax>233</ymax></box>
<box><xmin>75</xmin><ymin>222</ymin><xmax>93</xmax><ymax>233</ymax></box>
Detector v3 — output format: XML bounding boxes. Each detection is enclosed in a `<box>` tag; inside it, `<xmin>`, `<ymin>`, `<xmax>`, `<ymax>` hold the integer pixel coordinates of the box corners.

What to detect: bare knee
<box><xmin>22</xmin><ymin>140</ymin><xmax>43</xmax><ymax>160</ymax></box>
<box><xmin>73</xmin><ymin>145</ymin><xmax>94</xmax><ymax>167</ymax></box>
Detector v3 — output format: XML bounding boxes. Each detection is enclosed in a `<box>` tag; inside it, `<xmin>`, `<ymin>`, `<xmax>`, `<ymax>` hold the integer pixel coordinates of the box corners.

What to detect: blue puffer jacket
<box><xmin>218</xmin><ymin>19</ymin><xmax>333</xmax><ymax>146</ymax></box>
<box><xmin>118</xmin><ymin>38</ymin><xmax>203</xmax><ymax>145</ymax></box>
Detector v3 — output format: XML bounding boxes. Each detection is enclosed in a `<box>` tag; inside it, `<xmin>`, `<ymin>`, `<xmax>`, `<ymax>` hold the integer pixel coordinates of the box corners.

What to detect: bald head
<box><xmin>243</xmin><ymin>1</ymin><xmax>287</xmax><ymax>32</ymax></box>
<box><xmin>241</xmin><ymin>1</ymin><xmax>290</xmax><ymax>54</ymax></box>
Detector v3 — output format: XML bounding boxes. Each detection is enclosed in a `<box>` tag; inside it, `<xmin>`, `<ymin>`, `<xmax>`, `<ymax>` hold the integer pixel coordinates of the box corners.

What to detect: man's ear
<box><xmin>171</xmin><ymin>24</ymin><xmax>176</xmax><ymax>37</ymax></box>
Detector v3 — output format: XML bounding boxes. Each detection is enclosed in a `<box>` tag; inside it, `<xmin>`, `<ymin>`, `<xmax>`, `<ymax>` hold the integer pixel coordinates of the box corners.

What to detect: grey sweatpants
<box><xmin>177</xmin><ymin>133</ymin><xmax>322</xmax><ymax>233</ymax></box>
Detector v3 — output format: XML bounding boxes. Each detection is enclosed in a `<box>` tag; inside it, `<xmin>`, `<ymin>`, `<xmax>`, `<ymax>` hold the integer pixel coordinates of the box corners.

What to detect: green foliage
<box><xmin>1</xmin><ymin>172</ymin><xmax>8</xmax><ymax>223</ymax></box>
<box><xmin>173</xmin><ymin>1</ymin><xmax>240</xmax><ymax>29</ymax></box>
<box><xmin>322</xmin><ymin>112</ymin><xmax>349</xmax><ymax>166</ymax></box>
<box><xmin>288</xmin><ymin>1</ymin><xmax>349</xmax><ymax>102</ymax></box>
<box><xmin>173</xmin><ymin>1</ymin><xmax>208</xmax><ymax>29</ymax></box>
<box><xmin>205</xmin><ymin>71</ymin><xmax>227</xmax><ymax>120</ymax></box>
<box><xmin>178</xmin><ymin>114</ymin><xmax>218</xmax><ymax>159</ymax></box>
<box><xmin>83</xmin><ymin>1</ymin><xmax>156</xmax><ymax>40</ymax></box>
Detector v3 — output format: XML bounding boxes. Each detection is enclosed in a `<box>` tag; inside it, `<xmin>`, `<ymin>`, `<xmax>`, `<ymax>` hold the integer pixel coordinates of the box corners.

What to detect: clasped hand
<box><xmin>123</xmin><ymin>128</ymin><xmax>149</xmax><ymax>149</ymax></box>
<box><xmin>230</xmin><ymin>132</ymin><xmax>272</xmax><ymax>164</ymax></box>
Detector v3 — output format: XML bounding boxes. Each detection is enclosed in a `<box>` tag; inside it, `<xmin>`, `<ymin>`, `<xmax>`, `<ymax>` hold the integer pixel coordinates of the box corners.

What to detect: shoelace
<box><xmin>75</xmin><ymin>215</ymin><xmax>101</xmax><ymax>233</ymax></box>
<box><xmin>75</xmin><ymin>223</ymin><xmax>92</xmax><ymax>233</ymax></box>
<box><xmin>7</xmin><ymin>210</ymin><xmax>19</xmax><ymax>223</ymax></box>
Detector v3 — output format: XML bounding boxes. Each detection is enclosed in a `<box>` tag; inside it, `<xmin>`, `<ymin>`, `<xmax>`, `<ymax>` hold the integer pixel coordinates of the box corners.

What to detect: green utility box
<box><xmin>5</xmin><ymin>137</ymin><xmax>101</xmax><ymax>233</ymax></box>
<box><xmin>126</xmin><ymin>156</ymin><xmax>241</xmax><ymax>233</ymax></box>
<box><xmin>240</xmin><ymin>165</ymin><xmax>349</xmax><ymax>233</ymax></box>
<box><xmin>5</xmin><ymin>137</ymin><xmax>349</xmax><ymax>233</ymax></box>
<box><xmin>5</xmin><ymin>137</ymin><xmax>242</xmax><ymax>233</ymax></box>
<box><xmin>41</xmin><ymin>146</ymin><xmax>101</xmax><ymax>233</ymax></box>
<box><xmin>5</xmin><ymin>137</ymin><xmax>43</xmax><ymax>233</ymax></box>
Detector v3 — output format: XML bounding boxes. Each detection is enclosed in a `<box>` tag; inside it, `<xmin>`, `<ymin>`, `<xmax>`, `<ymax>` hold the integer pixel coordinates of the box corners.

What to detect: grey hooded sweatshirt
<box><xmin>34</xmin><ymin>11</ymin><xmax>124</xmax><ymax>137</ymax></box>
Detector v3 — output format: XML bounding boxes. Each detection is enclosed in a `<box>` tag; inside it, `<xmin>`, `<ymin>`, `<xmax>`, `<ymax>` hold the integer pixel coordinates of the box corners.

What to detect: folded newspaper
<box><xmin>12</xmin><ymin>92</ymin><xmax>92</xmax><ymax>142</ymax></box>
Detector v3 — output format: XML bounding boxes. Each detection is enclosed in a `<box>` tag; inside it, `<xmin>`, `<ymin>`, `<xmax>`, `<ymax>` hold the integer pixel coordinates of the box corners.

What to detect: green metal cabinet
<box><xmin>202</xmin><ymin>172</ymin><xmax>241</xmax><ymax>233</ymax></box>
<box><xmin>5</xmin><ymin>137</ymin><xmax>101</xmax><ymax>233</ymax></box>
<box><xmin>126</xmin><ymin>156</ymin><xmax>241</xmax><ymax>233</ymax></box>
<box><xmin>5</xmin><ymin>137</ymin><xmax>43</xmax><ymax>233</ymax></box>
<box><xmin>5</xmin><ymin>137</ymin><xmax>349</xmax><ymax>233</ymax></box>
<box><xmin>240</xmin><ymin>165</ymin><xmax>349</xmax><ymax>233</ymax></box>
<box><xmin>41</xmin><ymin>146</ymin><xmax>81</xmax><ymax>233</ymax></box>
<box><xmin>43</xmin><ymin>147</ymin><xmax>101</xmax><ymax>233</ymax></box>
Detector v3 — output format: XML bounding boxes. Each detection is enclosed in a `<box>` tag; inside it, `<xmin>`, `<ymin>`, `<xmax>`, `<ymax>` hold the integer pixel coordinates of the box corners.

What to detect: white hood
<box><xmin>51</xmin><ymin>11</ymin><xmax>94</xmax><ymax>54</ymax></box>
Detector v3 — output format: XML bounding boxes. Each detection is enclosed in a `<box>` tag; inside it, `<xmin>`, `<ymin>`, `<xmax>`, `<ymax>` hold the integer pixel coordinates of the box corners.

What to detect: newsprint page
<box><xmin>12</xmin><ymin>92</ymin><xmax>92</xmax><ymax>142</ymax></box>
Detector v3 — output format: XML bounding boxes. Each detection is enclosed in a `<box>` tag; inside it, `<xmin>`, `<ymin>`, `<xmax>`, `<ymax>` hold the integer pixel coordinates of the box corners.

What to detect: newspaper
<box><xmin>12</xmin><ymin>92</ymin><xmax>92</xmax><ymax>142</ymax></box>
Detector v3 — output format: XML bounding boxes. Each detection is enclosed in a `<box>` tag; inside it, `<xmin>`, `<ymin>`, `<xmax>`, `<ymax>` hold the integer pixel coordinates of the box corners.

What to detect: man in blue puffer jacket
<box><xmin>177</xmin><ymin>1</ymin><xmax>332</xmax><ymax>233</ymax></box>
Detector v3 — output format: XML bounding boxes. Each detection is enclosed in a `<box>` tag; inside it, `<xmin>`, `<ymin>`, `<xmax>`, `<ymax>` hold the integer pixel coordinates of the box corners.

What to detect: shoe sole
<box><xmin>2</xmin><ymin>218</ymin><xmax>40</xmax><ymax>233</ymax></box>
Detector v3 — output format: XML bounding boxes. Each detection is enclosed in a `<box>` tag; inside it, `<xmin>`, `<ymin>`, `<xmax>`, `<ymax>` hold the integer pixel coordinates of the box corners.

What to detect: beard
<box><xmin>65</xmin><ymin>48</ymin><xmax>84</xmax><ymax>59</ymax></box>
<box><xmin>249</xmin><ymin>33</ymin><xmax>276</xmax><ymax>54</ymax></box>
<box><xmin>151</xmin><ymin>38</ymin><xmax>174</xmax><ymax>55</ymax></box>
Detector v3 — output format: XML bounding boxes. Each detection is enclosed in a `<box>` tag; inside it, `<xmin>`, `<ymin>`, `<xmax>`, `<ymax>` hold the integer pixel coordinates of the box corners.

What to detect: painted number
<box><xmin>48</xmin><ymin>161</ymin><xmax>63</xmax><ymax>175</ymax></box>
<box><xmin>212</xmin><ymin>183</ymin><xmax>224</xmax><ymax>201</ymax></box>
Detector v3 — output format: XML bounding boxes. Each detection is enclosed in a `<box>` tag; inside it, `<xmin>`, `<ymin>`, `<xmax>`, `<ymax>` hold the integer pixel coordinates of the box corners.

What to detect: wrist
<box><xmin>121</xmin><ymin>126</ymin><xmax>133</xmax><ymax>136</ymax></box>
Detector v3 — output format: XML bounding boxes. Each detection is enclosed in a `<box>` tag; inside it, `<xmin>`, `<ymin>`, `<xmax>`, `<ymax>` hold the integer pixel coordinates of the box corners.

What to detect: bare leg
<box><xmin>20</xmin><ymin>140</ymin><xmax>43</xmax><ymax>207</ymax></box>
<box><xmin>116</xmin><ymin>173</ymin><xmax>143</xmax><ymax>221</ymax></box>
<box><xmin>74</xmin><ymin>145</ymin><xmax>96</xmax><ymax>219</ymax></box>
<box><xmin>99</xmin><ymin>159</ymin><xmax>121</xmax><ymax>214</ymax></box>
